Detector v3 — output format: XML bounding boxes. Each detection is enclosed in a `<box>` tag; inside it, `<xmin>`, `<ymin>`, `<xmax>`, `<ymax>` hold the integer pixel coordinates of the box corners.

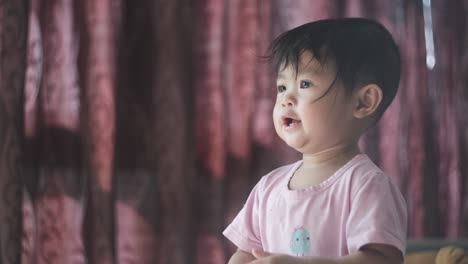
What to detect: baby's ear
<box><xmin>353</xmin><ymin>84</ymin><xmax>383</xmax><ymax>119</ymax></box>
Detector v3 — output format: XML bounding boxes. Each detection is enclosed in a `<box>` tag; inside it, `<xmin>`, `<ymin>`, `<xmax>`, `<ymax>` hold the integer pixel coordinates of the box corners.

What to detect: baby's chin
<box><xmin>282</xmin><ymin>137</ymin><xmax>329</xmax><ymax>155</ymax></box>
<box><xmin>281</xmin><ymin>137</ymin><xmax>309</xmax><ymax>152</ymax></box>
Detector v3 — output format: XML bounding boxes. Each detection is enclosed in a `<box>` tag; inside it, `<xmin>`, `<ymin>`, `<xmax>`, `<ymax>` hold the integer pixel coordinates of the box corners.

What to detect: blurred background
<box><xmin>0</xmin><ymin>0</ymin><xmax>467</xmax><ymax>263</ymax></box>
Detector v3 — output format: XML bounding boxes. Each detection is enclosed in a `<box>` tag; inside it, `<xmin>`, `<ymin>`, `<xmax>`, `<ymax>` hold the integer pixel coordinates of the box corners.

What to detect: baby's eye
<box><xmin>300</xmin><ymin>80</ymin><xmax>313</xmax><ymax>88</ymax></box>
<box><xmin>277</xmin><ymin>85</ymin><xmax>286</xmax><ymax>93</ymax></box>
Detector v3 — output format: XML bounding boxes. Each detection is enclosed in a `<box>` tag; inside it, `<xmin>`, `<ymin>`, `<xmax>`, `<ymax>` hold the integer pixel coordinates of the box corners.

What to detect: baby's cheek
<box><xmin>272</xmin><ymin>107</ymin><xmax>280</xmax><ymax>123</ymax></box>
<box><xmin>272</xmin><ymin>119</ymin><xmax>282</xmax><ymax>135</ymax></box>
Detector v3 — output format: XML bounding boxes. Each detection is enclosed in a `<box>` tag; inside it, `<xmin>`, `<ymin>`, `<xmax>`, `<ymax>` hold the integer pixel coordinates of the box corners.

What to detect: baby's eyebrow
<box><xmin>277</xmin><ymin>69</ymin><xmax>318</xmax><ymax>79</ymax></box>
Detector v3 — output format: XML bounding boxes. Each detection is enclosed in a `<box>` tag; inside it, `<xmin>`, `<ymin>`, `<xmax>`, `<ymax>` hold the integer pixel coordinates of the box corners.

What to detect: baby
<box><xmin>223</xmin><ymin>18</ymin><xmax>407</xmax><ymax>264</ymax></box>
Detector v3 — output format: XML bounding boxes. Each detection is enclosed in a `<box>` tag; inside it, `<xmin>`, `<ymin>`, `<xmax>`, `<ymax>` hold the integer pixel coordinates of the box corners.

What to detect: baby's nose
<box><xmin>281</xmin><ymin>95</ymin><xmax>295</xmax><ymax>107</ymax></box>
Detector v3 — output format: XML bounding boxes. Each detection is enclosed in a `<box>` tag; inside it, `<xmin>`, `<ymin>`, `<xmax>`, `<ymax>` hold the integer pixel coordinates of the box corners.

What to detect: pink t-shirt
<box><xmin>223</xmin><ymin>154</ymin><xmax>407</xmax><ymax>257</ymax></box>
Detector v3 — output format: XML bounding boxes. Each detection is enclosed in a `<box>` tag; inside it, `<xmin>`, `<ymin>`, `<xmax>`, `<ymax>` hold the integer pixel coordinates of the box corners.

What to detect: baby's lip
<box><xmin>281</xmin><ymin>115</ymin><xmax>302</xmax><ymax>126</ymax></box>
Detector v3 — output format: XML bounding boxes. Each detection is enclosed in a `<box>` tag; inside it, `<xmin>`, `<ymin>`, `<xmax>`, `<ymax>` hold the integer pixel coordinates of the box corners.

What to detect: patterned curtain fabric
<box><xmin>0</xmin><ymin>0</ymin><xmax>466</xmax><ymax>263</ymax></box>
<box><xmin>0</xmin><ymin>1</ymin><xmax>28</xmax><ymax>264</ymax></box>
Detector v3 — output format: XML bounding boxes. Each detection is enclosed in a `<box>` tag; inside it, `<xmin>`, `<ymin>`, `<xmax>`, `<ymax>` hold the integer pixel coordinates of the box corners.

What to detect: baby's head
<box><xmin>268</xmin><ymin>18</ymin><xmax>400</xmax><ymax>153</ymax></box>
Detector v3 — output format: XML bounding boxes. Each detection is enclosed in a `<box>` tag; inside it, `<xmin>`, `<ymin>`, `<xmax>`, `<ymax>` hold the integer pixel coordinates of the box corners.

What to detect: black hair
<box><xmin>268</xmin><ymin>18</ymin><xmax>401</xmax><ymax>119</ymax></box>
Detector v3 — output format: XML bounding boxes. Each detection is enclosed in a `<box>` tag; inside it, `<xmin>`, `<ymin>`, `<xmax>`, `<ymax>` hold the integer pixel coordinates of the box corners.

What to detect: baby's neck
<box><xmin>301</xmin><ymin>144</ymin><xmax>361</xmax><ymax>169</ymax></box>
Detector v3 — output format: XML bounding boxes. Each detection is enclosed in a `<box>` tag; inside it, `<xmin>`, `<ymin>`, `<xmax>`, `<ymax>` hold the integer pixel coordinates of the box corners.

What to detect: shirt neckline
<box><xmin>283</xmin><ymin>154</ymin><xmax>367</xmax><ymax>200</ymax></box>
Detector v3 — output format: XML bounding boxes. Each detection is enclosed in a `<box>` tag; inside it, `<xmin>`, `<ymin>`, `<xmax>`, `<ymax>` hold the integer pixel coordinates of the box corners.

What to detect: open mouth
<box><xmin>282</xmin><ymin>117</ymin><xmax>301</xmax><ymax>127</ymax></box>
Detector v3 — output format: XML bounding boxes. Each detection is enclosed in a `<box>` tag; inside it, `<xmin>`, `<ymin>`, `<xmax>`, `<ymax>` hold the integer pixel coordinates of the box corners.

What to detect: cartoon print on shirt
<box><xmin>290</xmin><ymin>226</ymin><xmax>311</xmax><ymax>256</ymax></box>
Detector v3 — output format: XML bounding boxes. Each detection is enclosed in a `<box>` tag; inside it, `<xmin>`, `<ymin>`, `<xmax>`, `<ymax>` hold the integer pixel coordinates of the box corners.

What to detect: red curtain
<box><xmin>0</xmin><ymin>0</ymin><xmax>466</xmax><ymax>263</ymax></box>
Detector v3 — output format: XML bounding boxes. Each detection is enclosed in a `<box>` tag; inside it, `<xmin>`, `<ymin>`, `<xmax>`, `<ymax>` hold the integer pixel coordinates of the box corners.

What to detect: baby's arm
<box><xmin>329</xmin><ymin>244</ymin><xmax>402</xmax><ymax>264</ymax></box>
<box><xmin>248</xmin><ymin>244</ymin><xmax>402</xmax><ymax>264</ymax></box>
<box><xmin>227</xmin><ymin>249</ymin><xmax>256</xmax><ymax>264</ymax></box>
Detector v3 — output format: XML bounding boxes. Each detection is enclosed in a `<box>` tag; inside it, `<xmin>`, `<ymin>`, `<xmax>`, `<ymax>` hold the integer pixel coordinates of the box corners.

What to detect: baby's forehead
<box><xmin>278</xmin><ymin>52</ymin><xmax>335</xmax><ymax>76</ymax></box>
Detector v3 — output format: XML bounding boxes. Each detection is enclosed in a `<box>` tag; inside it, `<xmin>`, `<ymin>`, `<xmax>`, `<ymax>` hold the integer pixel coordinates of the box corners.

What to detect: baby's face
<box><xmin>272</xmin><ymin>52</ymin><xmax>357</xmax><ymax>154</ymax></box>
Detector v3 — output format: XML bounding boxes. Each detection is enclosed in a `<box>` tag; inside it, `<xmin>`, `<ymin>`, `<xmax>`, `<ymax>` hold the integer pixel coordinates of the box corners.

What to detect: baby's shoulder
<box><xmin>345</xmin><ymin>156</ymin><xmax>399</xmax><ymax>194</ymax></box>
<box><xmin>346</xmin><ymin>155</ymin><xmax>383</xmax><ymax>177</ymax></box>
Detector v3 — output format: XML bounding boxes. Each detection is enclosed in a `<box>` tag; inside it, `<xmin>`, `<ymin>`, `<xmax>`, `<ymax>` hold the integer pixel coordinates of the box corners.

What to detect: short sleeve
<box><xmin>223</xmin><ymin>180</ymin><xmax>263</xmax><ymax>252</ymax></box>
<box><xmin>346</xmin><ymin>173</ymin><xmax>407</xmax><ymax>256</ymax></box>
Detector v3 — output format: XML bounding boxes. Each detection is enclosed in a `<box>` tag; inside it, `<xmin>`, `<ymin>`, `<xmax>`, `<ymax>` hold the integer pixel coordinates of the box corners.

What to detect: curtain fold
<box><xmin>80</xmin><ymin>0</ymin><xmax>120</xmax><ymax>263</ymax></box>
<box><xmin>26</xmin><ymin>0</ymin><xmax>84</xmax><ymax>263</ymax></box>
<box><xmin>0</xmin><ymin>1</ymin><xmax>28</xmax><ymax>264</ymax></box>
<box><xmin>149</xmin><ymin>0</ymin><xmax>194</xmax><ymax>262</ymax></box>
<box><xmin>114</xmin><ymin>1</ymin><xmax>160</xmax><ymax>263</ymax></box>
